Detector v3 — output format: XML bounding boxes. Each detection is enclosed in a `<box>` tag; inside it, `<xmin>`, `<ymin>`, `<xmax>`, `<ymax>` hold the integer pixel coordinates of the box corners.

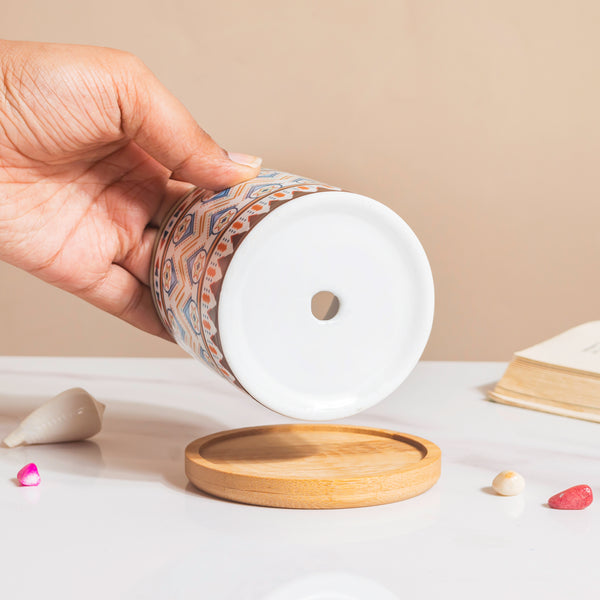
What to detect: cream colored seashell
<box><xmin>3</xmin><ymin>387</ymin><xmax>105</xmax><ymax>447</ymax></box>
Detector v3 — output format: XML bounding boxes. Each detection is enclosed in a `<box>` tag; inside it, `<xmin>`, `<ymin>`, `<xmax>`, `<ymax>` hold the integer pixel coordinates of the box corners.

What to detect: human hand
<box><xmin>0</xmin><ymin>40</ymin><xmax>261</xmax><ymax>339</ymax></box>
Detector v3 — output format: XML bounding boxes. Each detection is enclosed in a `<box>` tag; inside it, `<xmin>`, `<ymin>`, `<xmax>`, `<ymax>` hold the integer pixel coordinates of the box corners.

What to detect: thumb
<box><xmin>115</xmin><ymin>54</ymin><xmax>261</xmax><ymax>190</ymax></box>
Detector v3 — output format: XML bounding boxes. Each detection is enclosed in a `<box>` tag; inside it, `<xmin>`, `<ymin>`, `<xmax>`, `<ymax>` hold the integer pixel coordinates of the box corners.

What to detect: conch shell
<box><xmin>3</xmin><ymin>387</ymin><xmax>105</xmax><ymax>447</ymax></box>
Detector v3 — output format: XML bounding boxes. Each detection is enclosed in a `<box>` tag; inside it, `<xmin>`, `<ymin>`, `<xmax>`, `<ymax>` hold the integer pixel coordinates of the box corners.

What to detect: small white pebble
<box><xmin>492</xmin><ymin>470</ymin><xmax>525</xmax><ymax>496</ymax></box>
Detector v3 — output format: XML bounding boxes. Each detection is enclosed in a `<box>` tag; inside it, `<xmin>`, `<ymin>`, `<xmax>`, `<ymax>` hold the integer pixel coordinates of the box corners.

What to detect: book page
<box><xmin>515</xmin><ymin>321</ymin><xmax>600</xmax><ymax>375</ymax></box>
<box><xmin>488</xmin><ymin>390</ymin><xmax>600</xmax><ymax>423</ymax></box>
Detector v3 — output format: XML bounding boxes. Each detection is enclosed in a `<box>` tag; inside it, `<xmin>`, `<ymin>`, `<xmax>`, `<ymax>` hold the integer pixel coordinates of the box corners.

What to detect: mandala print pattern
<box><xmin>151</xmin><ymin>169</ymin><xmax>340</xmax><ymax>390</ymax></box>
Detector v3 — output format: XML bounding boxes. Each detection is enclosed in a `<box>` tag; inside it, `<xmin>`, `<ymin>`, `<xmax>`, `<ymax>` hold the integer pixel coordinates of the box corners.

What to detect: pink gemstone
<box><xmin>548</xmin><ymin>484</ymin><xmax>593</xmax><ymax>510</ymax></box>
<box><xmin>17</xmin><ymin>463</ymin><xmax>40</xmax><ymax>487</ymax></box>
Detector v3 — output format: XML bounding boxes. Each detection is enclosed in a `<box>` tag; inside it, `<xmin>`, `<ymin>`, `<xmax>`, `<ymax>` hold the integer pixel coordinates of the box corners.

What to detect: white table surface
<box><xmin>0</xmin><ymin>358</ymin><xmax>597</xmax><ymax>599</ymax></box>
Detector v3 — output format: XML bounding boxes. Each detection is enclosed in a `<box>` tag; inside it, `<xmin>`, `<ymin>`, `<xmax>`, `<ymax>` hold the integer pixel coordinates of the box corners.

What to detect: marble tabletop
<box><xmin>0</xmin><ymin>358</ymin><xmax>597</xmax><ymax>599</ymax></box>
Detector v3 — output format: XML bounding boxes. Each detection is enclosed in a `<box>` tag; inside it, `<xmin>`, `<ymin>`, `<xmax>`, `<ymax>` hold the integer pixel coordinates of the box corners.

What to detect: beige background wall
<box><xmin>1</xmin><ymin>1</ymin><xmax>598</xmax><ymax>360</ymax></box>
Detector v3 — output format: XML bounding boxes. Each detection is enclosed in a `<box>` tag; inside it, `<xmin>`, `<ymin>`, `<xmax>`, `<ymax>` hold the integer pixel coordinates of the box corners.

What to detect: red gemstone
<box><xmin>548</xmin><ymin>485</ymin><xmax>593</xmax><ymax>510</ymax></box>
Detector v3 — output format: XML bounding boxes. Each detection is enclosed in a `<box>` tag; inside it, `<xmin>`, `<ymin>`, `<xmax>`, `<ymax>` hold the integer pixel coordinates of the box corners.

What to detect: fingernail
<box><xmin>227</xmin><ymin>151</ymin><xmax>263</xmax><ymax>169</ymax></box>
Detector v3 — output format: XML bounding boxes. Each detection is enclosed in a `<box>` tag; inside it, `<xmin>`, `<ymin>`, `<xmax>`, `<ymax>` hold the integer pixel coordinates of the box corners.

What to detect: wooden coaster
<box><xmin>185</xmin><ymin>424</ymin><xmax>441</xmax><ymax>509</ymax></box>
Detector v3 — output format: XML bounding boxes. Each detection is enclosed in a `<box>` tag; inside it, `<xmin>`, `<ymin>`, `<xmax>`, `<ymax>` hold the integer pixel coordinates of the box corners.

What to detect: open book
<box><xmin>488</xmin><ymin>321</ymin><xmax>600</xmax><ymax>422</ymax></box>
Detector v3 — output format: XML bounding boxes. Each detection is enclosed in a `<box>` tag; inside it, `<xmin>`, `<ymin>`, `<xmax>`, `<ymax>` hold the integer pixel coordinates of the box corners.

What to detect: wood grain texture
<box><xmin>185</xmin><ymin>424</ymin><xmax>441</xmax><ymax>509</ymax></box>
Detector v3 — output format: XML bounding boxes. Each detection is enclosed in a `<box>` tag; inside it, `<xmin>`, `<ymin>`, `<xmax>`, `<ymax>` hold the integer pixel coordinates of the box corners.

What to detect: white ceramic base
<box><xmin>218</xmin><ymin>191</ymin><xmax>434</xmax><ymax>420</ymax></box>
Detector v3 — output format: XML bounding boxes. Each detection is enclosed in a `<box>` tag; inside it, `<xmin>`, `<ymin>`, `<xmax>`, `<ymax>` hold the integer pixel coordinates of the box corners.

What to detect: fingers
<box><xmin>116</xmin><ymin>226</ymin><xmax>157</xmax><ymax>286</ymax></box>
<box><xmin>115</xmin><ymin>54</ymin><xmax>261</xmax><ymax>190</ymax></box>
<box><xmin>115</xmin><ymin>179</ymin><xmax>196</xmax><ymax>287</ymax></box>
<box><xmin>79</xmin><ymin>263</ymin><xmax>173</xmax><ymax>341</ymax></box>
<box><xmin>148</xmin><ymin>178</ymin><xmax>195</xmax><ymax>228</ymax></box>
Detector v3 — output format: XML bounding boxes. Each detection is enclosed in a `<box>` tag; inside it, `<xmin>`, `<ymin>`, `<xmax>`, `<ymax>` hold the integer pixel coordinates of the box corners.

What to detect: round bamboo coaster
<box><xmin>185</xmin><ymin>424</ymin><xmax>441</xmax><ymax>509</ymax></box>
